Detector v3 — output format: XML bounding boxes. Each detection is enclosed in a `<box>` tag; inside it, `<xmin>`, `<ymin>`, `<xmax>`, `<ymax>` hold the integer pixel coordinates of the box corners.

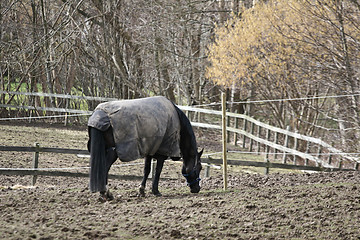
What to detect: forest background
<box><xmin>1</xmin><ymin>0</ymin><xmax>360</xmax><ymax>152</ymax></box>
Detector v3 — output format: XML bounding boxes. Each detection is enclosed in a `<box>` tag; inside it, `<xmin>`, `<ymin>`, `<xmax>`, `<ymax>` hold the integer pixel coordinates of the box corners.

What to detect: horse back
<box><xmin>88</xmin><ymin>96</ymin><xmax>181</xmax><ymax>161</ymax></box>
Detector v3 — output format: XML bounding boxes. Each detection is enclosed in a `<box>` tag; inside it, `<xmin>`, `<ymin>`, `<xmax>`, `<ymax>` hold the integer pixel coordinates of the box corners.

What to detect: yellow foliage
<box><xmin>206</xmin><ymin>0</ymin><xmax>360</xmax><ymax>90</ymax></box>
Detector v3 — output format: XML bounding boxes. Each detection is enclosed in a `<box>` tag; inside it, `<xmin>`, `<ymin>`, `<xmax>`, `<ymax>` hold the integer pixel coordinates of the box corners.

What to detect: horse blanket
<box><xmin>88</xmin><ymin>96</ymin><xmax>181</xmax><ymax>161</ymax></box>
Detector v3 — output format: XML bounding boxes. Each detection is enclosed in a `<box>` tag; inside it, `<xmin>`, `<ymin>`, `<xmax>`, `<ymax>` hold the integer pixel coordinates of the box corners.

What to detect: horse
<box><xmin>87</xmin><ymin>96</ymin><xmax>203</xmax><ymax>200</ymax></box>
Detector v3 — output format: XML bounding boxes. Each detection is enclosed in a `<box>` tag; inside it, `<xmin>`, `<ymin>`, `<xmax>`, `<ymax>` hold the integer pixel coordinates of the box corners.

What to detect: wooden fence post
<box><xmin>293</xmin><ymin>131</ymin><xmax>298</xmax><ymax>165</ymax></box>
<box><xmin>204</xmin><ymin>163</ymin><xmax>211</xmax><ymax>178</ymax></box>
<box><xmin>32</xmin><ymin>142</ymin><xmax>40</xmax><ymax>186</ymax></box>
<box><xmin>242</xmin><ymin>117</ymin><xmax>247</xmax><ymax>148</ymax></box>
<box><xmin>249</xmin><ymin>122</ymin><xmax>255</xmax><ymax>152</ymax></box>
<box><xmin>274</xmin><ymin>131</ymin><xmax>279</xmax><ymax>160</ymax></box>
<box><xmin>233</xmin><ymin>111</ymin><xmax>239</xmax><ymax>146</ymax></box>
<box><xmin>221</xmin><ymin>92</ymin><xmax>228</xmax><ymax>191</ymax></box>
<box><xmin>226</xmin><ymin>114</ymin><xmax>231</xmax><ymax>143</ymax></box>
<box><xmin>264</xmin><ymin>128</ymin><xmax>271</xmax><ymax>174</ymax></box>
<box><xmin>316</xmin><ymin>146</ymin><xmax>322</xmax><ymax>167</ymax></box>
<box><xmin>305</xmin><ymin>141</ymin><xmax>310</xmax><ymax>166</ymax></box>
<box><xmin>64</xmin><ymin>99</ymin><xmax>69</xmax><ymax>126</ymax></box>
<box><xmin>338</xmin><ymin>160</ymin><xmax>343</xmax><ymax>169</ymax></box>
<box><xmin>282</xmin><ymin>126</ymin><xmax>290</xmax><ymax>164</ymax></box>
<box><xmin>197</xmin><ymin>107</ymin><xmax>202</xmax><ymax>123</ymax></box>
<box><xmin>256</xmin><ymin>125</ymin><xmax>261</xmax><ymax>154</ymax></box>
<box><xmin>328</xmin><ymin>154</ymin><xmax>332</xmax><ymax>166</ymax></box>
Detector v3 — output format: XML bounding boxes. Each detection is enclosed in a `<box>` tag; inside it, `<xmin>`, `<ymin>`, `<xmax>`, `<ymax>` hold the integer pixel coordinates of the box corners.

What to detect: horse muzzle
<box><xmin>190</xmin><ymin>184</ymin><xmax>201</xmax><ymax>193</ymax></box>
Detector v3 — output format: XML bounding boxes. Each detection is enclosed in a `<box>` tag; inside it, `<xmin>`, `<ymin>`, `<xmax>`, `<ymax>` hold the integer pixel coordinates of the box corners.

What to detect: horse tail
<box><xmin>88</xmin><ymin>127</ymin><xmax>107</xmax><ymax>193</ymax></box>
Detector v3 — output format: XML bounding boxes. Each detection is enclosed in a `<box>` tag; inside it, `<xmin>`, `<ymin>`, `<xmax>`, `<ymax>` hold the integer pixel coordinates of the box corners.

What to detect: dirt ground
<box><xmin>1</xmin><ymin>122</ymin><xmax>360</xmax><ymax>239</ymax></box>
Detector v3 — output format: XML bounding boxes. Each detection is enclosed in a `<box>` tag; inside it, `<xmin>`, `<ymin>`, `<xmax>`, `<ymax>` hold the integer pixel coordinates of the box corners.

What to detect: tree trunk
<box><xmin>40</xmin><ymin>0</ymin><xmax>55</xmax><ymax>107</ymax></box>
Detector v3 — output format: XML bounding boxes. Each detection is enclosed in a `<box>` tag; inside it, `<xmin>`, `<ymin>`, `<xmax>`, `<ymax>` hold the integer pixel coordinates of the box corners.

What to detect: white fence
<box><xmin>1</xmin><ymin>90</ymin><xmax>359</xmax><ymax>175</ymax></box>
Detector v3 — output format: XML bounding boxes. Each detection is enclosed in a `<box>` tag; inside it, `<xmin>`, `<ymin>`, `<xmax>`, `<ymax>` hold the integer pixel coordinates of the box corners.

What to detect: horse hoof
<box><xmin>99</xmin><ymin>190</ymin><xmax>114</xmax><ymax>202</ymax></box>
<box><xmin>153</xmin><ymin>191</ymin><xmax>162</xmax><ymax>197</ymax></box>
<box><xmin>98</xmin><ymin>195</ymin><xmax>107</xmax><ymax>203</ymax></box>
<box><xmin>139</xmin><ymin>187</ymin><xmax>146</xmax><ymax>197</ymax></box>
<box><xmin>106</xmin><ymin>190</ymin><xmax>114</xmax><ymax>201</ymax></box>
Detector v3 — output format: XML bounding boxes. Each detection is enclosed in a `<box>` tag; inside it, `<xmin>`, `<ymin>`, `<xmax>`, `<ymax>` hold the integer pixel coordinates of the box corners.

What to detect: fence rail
<box><xmin>0</xmin><ymin>144</ymin><xmax>166</xmax><ymax>185</ymax></box>
<box><xmin>182</xmin><ymin>105</ymin><xmax>359</xmax><ymax>170</ymax></box>
<box><xmin>0</xmin><ymin>168</ymin><xmax>144</xmax><ymax>181</ymax></box>
<box><xmin>0</xmin><ymin>90</ymin><xmax>118</xmax><ymax>102</ymax></box>
<box><xmin>1</xmin><ymin>144</ymin><xmax>353</xmax><ymax>186</ymax></box>
<box><xmin>0</xmin><ymin>145</ymin><xmax>89</xmax><ymax>155</ymax></box>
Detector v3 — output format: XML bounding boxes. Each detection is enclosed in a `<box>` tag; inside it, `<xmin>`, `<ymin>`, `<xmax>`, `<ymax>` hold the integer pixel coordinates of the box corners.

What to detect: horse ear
<box><xmin>198</xmin><ymin>148</ymin><xmax>204</xmax><ymax>158</ymax></box>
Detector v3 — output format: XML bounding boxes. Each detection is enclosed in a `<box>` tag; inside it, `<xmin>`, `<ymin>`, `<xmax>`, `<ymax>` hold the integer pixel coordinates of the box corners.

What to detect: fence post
<box><xmin>316</xmin><ymin>146</ymin><xmax>322</xmax><ymax>158</ymax></box>
<box><xmin>256</xmin><ymin>125</ymin><xmax>261</xmax><ymax>155</ymax></box>
<box><xmin>305</xmin><ymin>141</ymin><xmax>310</xmax><ymax>166</ymax></box>
<box><xmin>242</xmin><ymin>117</ymin><xmax>247</xmax><ymax>148</ymax></box>
<box><xmin>338</xmin><ymin>160</ymin><xmax>343</xmax><ymax>169</ymax></box>
<box><xmin>204</xmin><ymin>162</ymin><xmax>211</xmax><ymax>178</ymax></box>
<box><xmin>328</xmin><ymin>154</ymin><xmax>332</xmax><ymax>166</ymax></box>
<box><xmin>226</xmin><ymin>114</ymin><xmax>231</xmax><ymax>143</ymax></box>
<box><xmin>233</xmin><ymin>110</ymin><xmax>239</xmax><ymax>146</ymax></box>
<box><xmin>32</xmin><ymin>142</ymin><xmax>40</xmax><ymax>186</ymax></box>
<box><xmin>197</xmin><ymin>104</ymin><xmax>202</xmax><ymax>123</ymax></box>
<box><xmin>264</xmin><ymin>127</ymin><xmax>271</xmax><ymax>174</ymax></box>
<box><xmin>282</xmin><ymin>126</ymin><xmax>290</xmax><ymax>164</ymax></box>
<box><xmin>64</xmin><ymin>99</ymin><xmax>69</xmax><ymax>126</ymax></box>
<box><xmin>249</xmin><ymin>122</ymin><xmax>255</xmax><ymax>152</ymax></box>
<box><xmin>316</xmin><ymin>146</ymin><xmax>322</xmax><ymax>167</ymax></box>
<box><xmin>293</xmin><ymin>131</ymin><xmax>298</xmax><ymax>165</ymax></box>
<box><xmin>221</xmin><ymin>92</ymin><xmax>228</xmax><ymax>191</ymax></box>
<box><xmin>274</xmin><ymin>131</ymin><xmax>279</xmax><ymax>160</ymax></box>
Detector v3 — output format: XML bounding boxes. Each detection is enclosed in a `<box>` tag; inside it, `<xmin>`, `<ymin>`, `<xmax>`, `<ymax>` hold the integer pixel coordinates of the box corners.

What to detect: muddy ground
<box><xmin>0</xmin><ymin>122</ymin><xmax>360</xmax><ymax>239</ymax></box>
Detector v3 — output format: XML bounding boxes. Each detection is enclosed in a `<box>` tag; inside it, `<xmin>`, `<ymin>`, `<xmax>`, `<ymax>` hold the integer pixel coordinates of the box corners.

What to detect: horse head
<box><xmin>182</xmin><ymin>148</ymin><xmax>203</xmax><ymax>193</ymax></box>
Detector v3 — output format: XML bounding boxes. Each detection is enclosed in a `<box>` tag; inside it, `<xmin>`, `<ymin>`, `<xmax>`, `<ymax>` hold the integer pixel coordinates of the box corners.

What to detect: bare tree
<box><xmin>1</xmin><ymin>0</ymin><xmax>232</xmax><ymax>115</ymax></box>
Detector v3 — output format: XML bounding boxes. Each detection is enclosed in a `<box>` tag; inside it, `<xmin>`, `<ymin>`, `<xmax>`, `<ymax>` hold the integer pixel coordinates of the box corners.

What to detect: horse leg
<box><xmin>99</xmin><ymin>128</ymin><xmax>117</xmax><ymax>201</ymax></box>
<box><xmin>139</xmin><ymin>156</ymin><xmax>152</xmax><ymax>197</ymax></box>
<box><xmin>99</xmin><ymin>148</ymin><xmax>117</xmax><ymax>201</ymax></box>
<box><xmin>152</xmin><ymin>156</ymin><xmax>167</xmax><ymax>196</ymax></box>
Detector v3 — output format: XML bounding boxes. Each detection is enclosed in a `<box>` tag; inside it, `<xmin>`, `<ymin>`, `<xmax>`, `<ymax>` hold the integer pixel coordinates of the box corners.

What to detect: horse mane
<box><xmin>172</xmin><ymin>103</ymin><xmax>197</xmax><ymax>156</ymax></box>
